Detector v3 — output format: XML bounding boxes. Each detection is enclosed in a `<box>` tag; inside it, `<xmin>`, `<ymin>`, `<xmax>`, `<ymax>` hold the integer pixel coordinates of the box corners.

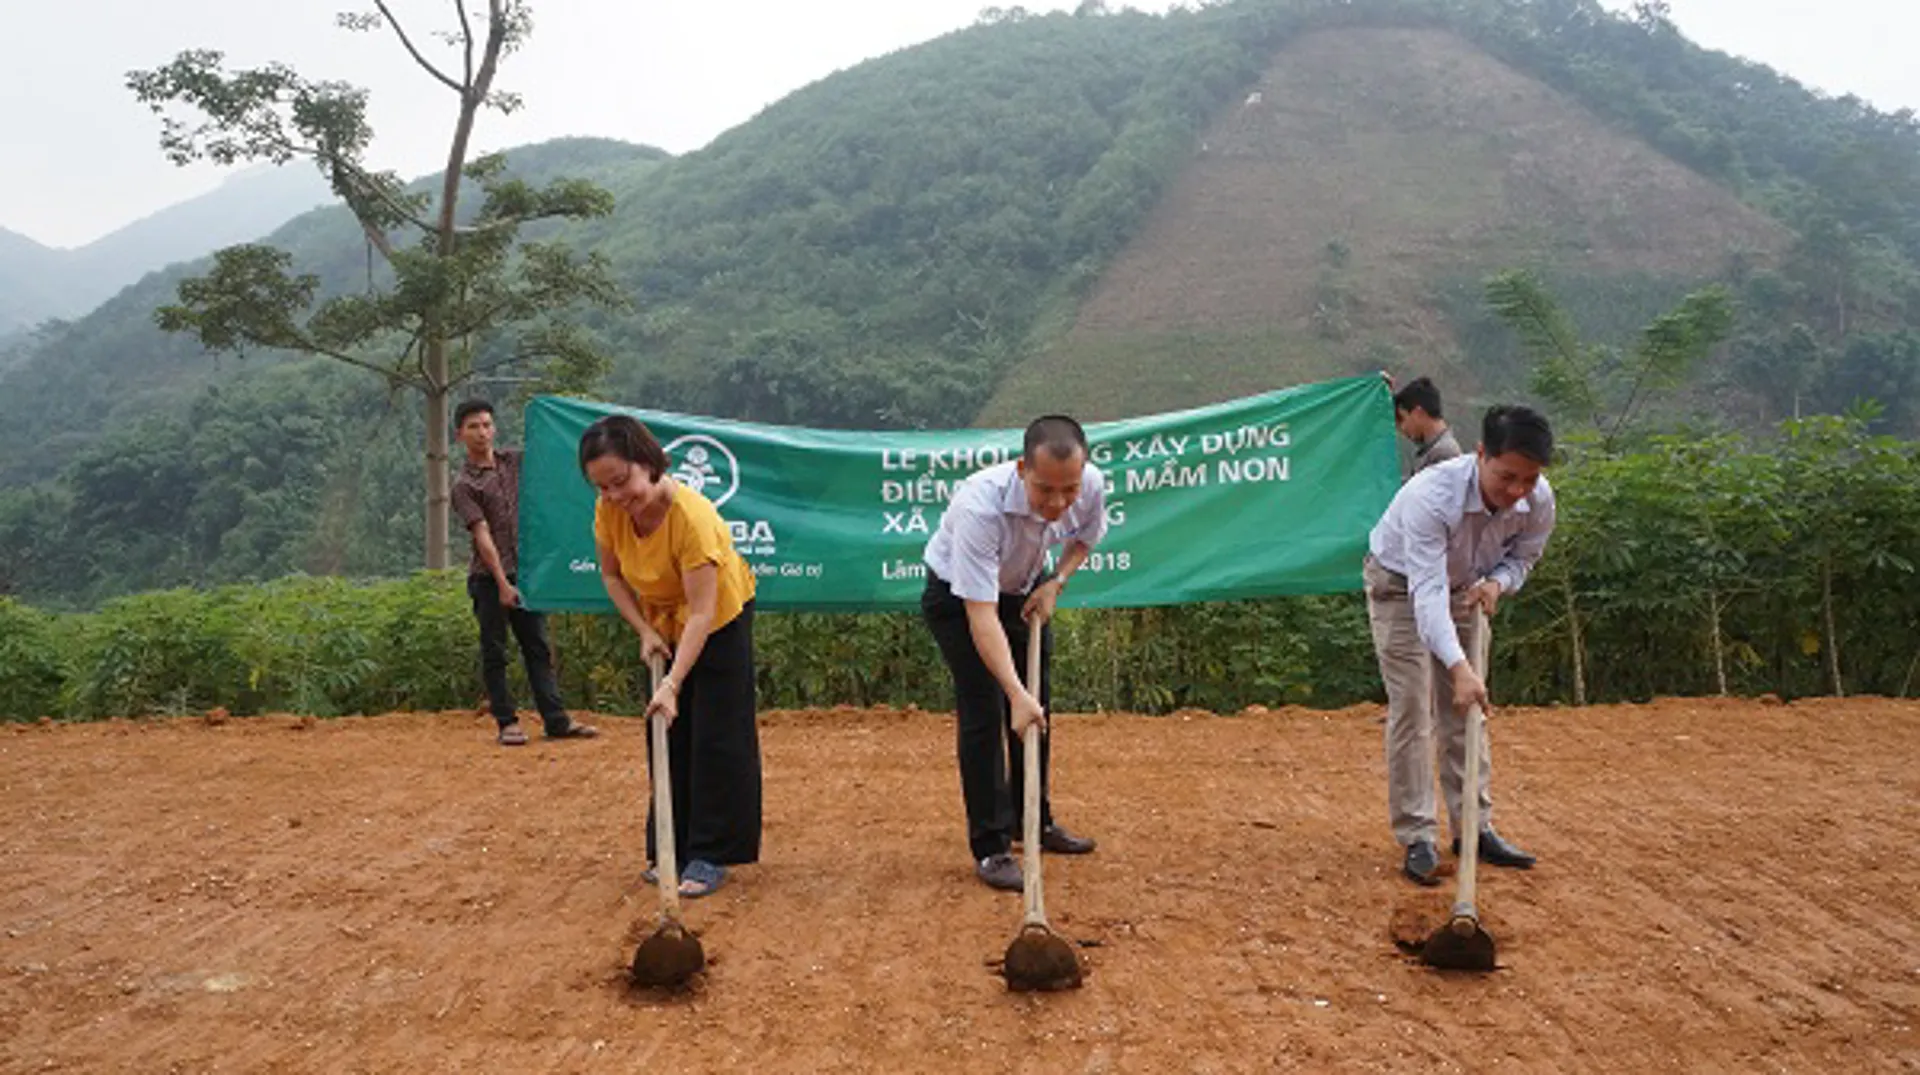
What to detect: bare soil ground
<box><xmin>3</xmin><ymin>698</ymin><xmax>1916</xmax><ymax>1072</ymax></box>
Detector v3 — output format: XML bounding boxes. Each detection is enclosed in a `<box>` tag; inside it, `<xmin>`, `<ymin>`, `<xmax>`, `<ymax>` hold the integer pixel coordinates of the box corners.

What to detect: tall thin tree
<box><xmin>129</xmin><ymin>1</ymin><xmax>623</xmax><ymax>569</ymax></box>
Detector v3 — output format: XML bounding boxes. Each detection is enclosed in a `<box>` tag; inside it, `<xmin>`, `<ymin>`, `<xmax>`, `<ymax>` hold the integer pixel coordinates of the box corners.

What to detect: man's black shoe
<box><xmin>1452</xmin><ymin>828</ymin><xmax>1537</xmax><ymax>869</ymax></box>
<box><xmin>976</xmin><ymin>853</ymin><xmax>1022</xmax><ymax>891</ymax></box>
<box><xmin>1403</xmin><ymin>840</ymin><xmax>1441</xmax><ymax>886</ymax></box>
<box><xmin>1039</xmin><ymin>824</ymin><xmax>1096</xmax><ymax>855</ymax></box>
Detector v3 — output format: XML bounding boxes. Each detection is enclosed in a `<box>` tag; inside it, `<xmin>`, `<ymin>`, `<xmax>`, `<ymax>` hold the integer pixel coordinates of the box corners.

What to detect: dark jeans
<box><xmin>646</xmin><ymin>602</ymin><xmax>762</xmax><ymax>869</ymax></box>
<box><xmin>467</xmin><ymin>573</ymin><xmax>568</xmax><ymax>732</ymax></box>
<box><xmin>921</xmin><ymin>576</ymin><xmax>1053</xmax><ymax>862</ymax></box>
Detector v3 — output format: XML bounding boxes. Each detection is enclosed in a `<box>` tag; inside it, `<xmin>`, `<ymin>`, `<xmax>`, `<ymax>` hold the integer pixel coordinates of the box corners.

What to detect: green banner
<box><xmin>518</xmin><ymin>374</ymin><xmax>1400</xmax><ymax>612</ymax></box>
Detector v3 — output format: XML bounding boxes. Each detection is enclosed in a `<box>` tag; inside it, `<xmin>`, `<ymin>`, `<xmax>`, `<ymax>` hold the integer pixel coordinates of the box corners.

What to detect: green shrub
<box><xmin>67</xmin><ymin>588</ymin><xmax>246</xmax><ymax>718</ymax></box>
<box><xmin>18</xmin><ymin>415</ymin><xmax>1920</xmax><ymax>718</ymax></box>
<box><xmin>0</xmin><ymin>598</ymin><xmax>66</xmax><ymax>721</ymax></box>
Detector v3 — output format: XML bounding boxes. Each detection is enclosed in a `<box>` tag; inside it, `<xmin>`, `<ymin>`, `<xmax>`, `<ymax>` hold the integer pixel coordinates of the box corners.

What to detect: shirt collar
<box><xmin>1462</xmin><ymin>460</ymin><xmax>1531</xmax><ymax>517</ymax></box>
<box><xmin>998</xmin><ymin>462</ymin><xmax>1040</xmax><ymax>519</ymax></box>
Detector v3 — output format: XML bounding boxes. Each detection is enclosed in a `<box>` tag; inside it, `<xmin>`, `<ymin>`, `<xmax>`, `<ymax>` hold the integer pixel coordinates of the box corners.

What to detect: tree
<box><xmin>1776</xmin><ymin>404</ymin><xmax>1919</xmax><ymax>697</ymax></box>
<box><xmin>1786</xmin><ymin>213</ymin><xmax>1862</xmax><ymax>341</ymax></box>
<box><xmin>1482</xmin><ymin>269</ymin><xmax>1736</xmax><ymax>702</ymax></box>
<box><xmin>1629</xmin><ymin>1</ymin><xmax>1675</xmax><ymax>34</ymax></box>
<box><xmin>1484</xmin><ymin>269</ymin><xmax>1734</xmax><ymax>450</ymax></box>
<box><xmin>1822</xmin><ymin>330</ymin><xmax>1920</xmax><ymax>431</ymax></box>
<box><xmin>127</xmin><ymin>1</ymin><xmax>623</xmax><ymax>569</ymax></box>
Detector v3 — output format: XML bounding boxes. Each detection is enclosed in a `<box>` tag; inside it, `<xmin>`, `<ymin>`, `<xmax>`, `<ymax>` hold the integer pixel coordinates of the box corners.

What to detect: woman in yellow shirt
<box><xmin>579</xmin><ymin>415</ymin><xmax>761</xmax><ymax>898</ymax></box>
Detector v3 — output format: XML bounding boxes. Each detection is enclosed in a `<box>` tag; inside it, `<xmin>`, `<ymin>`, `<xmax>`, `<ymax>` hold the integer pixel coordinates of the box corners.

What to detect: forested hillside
<box><xmin>5</xmin><ymin>0</ymin><xmax>1920</xmax><ymax>605</ymax></box>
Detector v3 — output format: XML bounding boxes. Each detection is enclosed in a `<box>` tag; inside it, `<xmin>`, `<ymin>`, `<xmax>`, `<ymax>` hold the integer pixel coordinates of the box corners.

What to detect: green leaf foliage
<box><xmin>8</xmin><ymin>0</ymin><xmax>1920</xmax><ymax>610</ymax></box>
<box><xmin>8</xmin><ymin>415</ymin><xmax>1916</xmax><ymax>720</ymax></box>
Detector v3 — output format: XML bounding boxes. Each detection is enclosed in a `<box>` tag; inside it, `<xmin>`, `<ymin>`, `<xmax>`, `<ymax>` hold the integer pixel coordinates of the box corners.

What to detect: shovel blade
<box><xmin>631</xmin><ymin>920</ymin><xmax>705</xmax><ymax>988</ymax></box>
<box><xmin>1421</xmin><ymin>914</ymin><xmax>1497</xmax><ymax>972</ymax></box>
<box><xmin>1003</xmin><ymin>923</ymin><xmax>1084</xmax><ymax>992</ymax></box>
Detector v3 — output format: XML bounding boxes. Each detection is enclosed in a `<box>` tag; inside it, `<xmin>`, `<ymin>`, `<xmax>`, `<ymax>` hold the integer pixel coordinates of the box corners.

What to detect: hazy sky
<box><xmin>3</xmin><ymin>0</ymin><xmax>1915</xmax><ymax>249</ymax></box>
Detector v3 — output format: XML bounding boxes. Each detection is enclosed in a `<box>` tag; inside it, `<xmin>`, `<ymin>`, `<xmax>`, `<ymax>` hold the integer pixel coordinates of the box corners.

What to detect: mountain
<box><xmin>0</xmin><ymin>137</ymin><xmax>668</xmax><ymax>489</ymax></box>
<box><xmin>66</xmin><ymin>166</ymin><xmax>335</xmax><ymax>306</ymax></box>
<box><xmin>981</xmin><ymin>25</ymin><xmax>1791</xmax><ymax>423</ymax></box>
<box><xmin>5</xmin><ymin>0</ymin><xmax>1920</xmax><ymax>605</ymax></box>
<box><xmin>552</xmin><ymin>0</ymin><xmax>1920</xmax><ymax>435</ymax></box>
<box><xmin>0</xmin><ymin>228</ymin><xmax>71</xmax><ymax>332</ymax></box>
<box><xmin>0</xmin><ymin>165</ymin><xmax>333</xmax><ymax>333</ymax></box>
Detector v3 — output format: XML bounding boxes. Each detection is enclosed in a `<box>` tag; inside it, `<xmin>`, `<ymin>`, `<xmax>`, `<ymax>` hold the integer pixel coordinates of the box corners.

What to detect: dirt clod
<box><xmin>1003</xmin><ymin>924</ymin><xmax>1085</xmax><ymax>992</ymax></box>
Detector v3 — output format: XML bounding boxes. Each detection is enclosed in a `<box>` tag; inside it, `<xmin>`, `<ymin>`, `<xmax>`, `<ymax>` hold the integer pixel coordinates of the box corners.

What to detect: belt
<box><xmin>1364</xmin><ymin>554</ymin><xmax>1468</xmax><ymax>596</ymax></box>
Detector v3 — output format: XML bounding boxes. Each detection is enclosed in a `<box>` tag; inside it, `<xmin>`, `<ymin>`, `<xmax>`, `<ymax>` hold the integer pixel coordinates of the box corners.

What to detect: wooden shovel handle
<box><xmin>1022</xmin><ymin>624</ymin><xmax>1047</xmax><ymax>927</ymax></box>
<box><xmin>648</xmin><ymin>654</ymin><xmax>682</xmax><ymax>920</ymax></box>
<box><xmin>1453</xmin><ymin>606</ymin><xmax>1491</xmax><ymax>919</ymax></box>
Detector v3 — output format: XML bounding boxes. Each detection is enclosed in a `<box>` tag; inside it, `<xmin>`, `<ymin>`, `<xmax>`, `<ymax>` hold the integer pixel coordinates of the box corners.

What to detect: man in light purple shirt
<box><xmin>1365</xmin><ymin>405</ymin><xmax>1555</xmax><ymax>885</ymax></box>
<box><xmin>921</xmin><ymin>415</ymin><xmax>1108</xmax><ymax>891</ymax></box>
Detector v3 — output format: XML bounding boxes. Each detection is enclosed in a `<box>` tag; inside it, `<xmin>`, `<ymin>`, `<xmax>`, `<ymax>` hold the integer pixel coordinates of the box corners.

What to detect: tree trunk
<box><xmin>1822</xmin><ymin>557</ymin><xmax>1844</xmax><ymax>697</ymax></box>
<box><xmin>424</xmin><ymin>379</ymin><xmax>451</xmax><ymax>570</ymax></box>
<box><xmin>1565</xmin><ymin>575</ymin><xmax>1587</xmax><ymax>706</ymax></box>
<box><xmin>416</xmin><ymin>3</ymin><xmax>504</xmax><ymax>570</ymax></box>
<box><xmin>1708</xmin><ymin>586</ymin><xmax>1729</xmax><ymax>696</ymax></box>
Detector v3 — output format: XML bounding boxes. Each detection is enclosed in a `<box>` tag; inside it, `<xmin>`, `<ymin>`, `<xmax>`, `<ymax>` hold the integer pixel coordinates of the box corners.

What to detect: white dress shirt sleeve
<box><xmin>944</xmin><ymin>501</ymin><xmax>1005</xmax><ymax>603</ymax></box>
<box><xmin>1403</xmin><ymin>491</ymin><xmax>1468</xmax><ymax>669</ymax></box>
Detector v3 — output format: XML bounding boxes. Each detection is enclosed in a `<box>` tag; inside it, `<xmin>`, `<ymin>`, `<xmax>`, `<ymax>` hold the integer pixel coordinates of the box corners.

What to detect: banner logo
<box><xmin>664</xmin><ymin>434</ymin><xmax>741</xmax><ymax>509</ymax></box>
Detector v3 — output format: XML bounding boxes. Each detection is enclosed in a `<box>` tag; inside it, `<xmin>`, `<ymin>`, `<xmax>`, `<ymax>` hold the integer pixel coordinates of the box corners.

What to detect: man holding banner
<box><xmin>1392</xmin><ymin>376</ymin><xmax>1462</xmax><ymax>479</ymax></box>
<box><xmin>450</xmin><ymin>399</ymin><xmax>597</xmax><ymax>747</ymax></box>
<box><xmin>920</xmin><ymin>415</ymin><xmax>1105</xmax><ymax>892</ymax></box>
<box><xmin>1364</xmin><ymin>405</ymin><xmax>1554</xmax><ymax>886</ymax></box>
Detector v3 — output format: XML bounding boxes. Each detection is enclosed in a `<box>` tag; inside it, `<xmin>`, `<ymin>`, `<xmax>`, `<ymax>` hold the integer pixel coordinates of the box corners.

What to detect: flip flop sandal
<box><xmin>497</xmin><ymin>725</ymin><xmax>529</xmax><ymax>746</ymax></box>
<box><xmin>678</xmin><ymin>860</ymin><xmax>727</xmax><ymax>899</ymax></box>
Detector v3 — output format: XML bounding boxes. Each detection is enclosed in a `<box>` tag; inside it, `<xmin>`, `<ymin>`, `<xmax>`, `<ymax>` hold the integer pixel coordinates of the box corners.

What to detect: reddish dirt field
<box><xmin>3</xmin><ymin>698</ymin><xmax>1917</xmax><ymax>1072</ymax></box>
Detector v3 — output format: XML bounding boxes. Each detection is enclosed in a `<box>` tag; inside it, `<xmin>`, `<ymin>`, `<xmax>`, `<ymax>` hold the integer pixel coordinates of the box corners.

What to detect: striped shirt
<box><xmin>452</xmin><ymin>448</ymin><xmax>523</xmax><ymax>577</ymax></box>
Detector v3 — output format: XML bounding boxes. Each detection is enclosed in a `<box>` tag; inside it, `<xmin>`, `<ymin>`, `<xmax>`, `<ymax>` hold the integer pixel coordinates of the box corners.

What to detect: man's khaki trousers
<box><xmin>1364</xmin><ymin>558</ymin><xmax>1493</xmax><ymax>847</ymax></box>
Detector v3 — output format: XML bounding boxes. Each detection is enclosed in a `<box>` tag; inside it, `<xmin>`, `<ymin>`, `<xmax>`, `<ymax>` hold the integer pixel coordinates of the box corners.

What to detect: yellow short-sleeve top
<box><xmin>594</xmin><ymin>483</ymin><xmax>756</xmax><ymax>641</ymax></box>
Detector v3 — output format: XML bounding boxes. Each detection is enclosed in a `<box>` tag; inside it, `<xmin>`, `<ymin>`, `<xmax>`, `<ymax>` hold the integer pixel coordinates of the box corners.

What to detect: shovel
<box><xmin>1001</xmin><ymin>621</ymin><xmax>1084</xmax><ymax>992</ymax></box>
<box><xmin>630</xmin><ymin>653</ymin><xmax>706</xmax><ymax>988</ymax></box>
<box><xmin>1422</xmin><ymin>606</ymin><xmax>1498</xmax><ymax>972</ymax></box>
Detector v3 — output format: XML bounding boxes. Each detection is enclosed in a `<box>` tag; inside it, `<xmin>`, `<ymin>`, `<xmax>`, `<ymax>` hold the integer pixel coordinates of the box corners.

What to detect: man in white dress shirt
<box><xmin>921</xmin><ymin>415</ymin><xmax>1107</xmax><ymax>891</ymax></box>
<box><xmin>1366</xmin><ymin>405</ymin><xmax>1555</xmax><ymax>885</ymax></box>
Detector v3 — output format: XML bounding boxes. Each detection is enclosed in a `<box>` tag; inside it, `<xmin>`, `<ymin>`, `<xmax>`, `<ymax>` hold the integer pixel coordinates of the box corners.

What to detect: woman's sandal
<box><xmin>678</xmin><ymin>860</ymin><xmax>727</xmax><ymax>899</ymax></box>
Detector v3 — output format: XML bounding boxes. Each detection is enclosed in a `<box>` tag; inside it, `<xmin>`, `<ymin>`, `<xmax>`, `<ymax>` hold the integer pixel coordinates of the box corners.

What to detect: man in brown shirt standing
<box><xmin>451</xmin><ymin>400</ymin><xmax>596</xmax><ymax>747</ymax></box>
